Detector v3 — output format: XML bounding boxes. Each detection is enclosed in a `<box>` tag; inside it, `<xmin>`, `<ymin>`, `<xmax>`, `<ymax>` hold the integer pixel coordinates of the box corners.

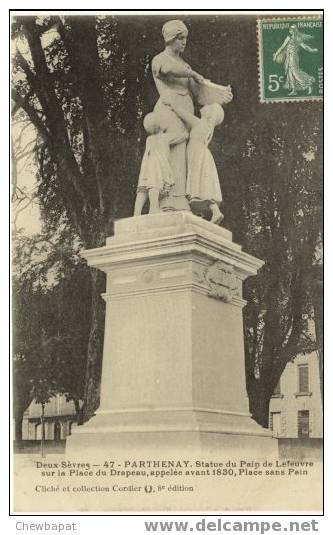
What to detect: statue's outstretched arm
<box><xmin>161</xmin><ymin>62</ymin><xmax>193</xmax><ymax>78</ymax></box>
<box><xmin>153</xmin><ymin>56</ymin><xmax>204</xmax><ymax>83</ymax></box>
<box><xmin>301</xmin><ymin>42</ymin><xmax>318</xmax><ymax>53</ymax></box>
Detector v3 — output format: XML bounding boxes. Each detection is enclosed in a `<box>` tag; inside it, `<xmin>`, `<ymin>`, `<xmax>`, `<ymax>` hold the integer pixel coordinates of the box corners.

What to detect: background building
<box><xmin>269</xmin><ymin>351</ymin><xmax>323</xmax><ymax>438</ymax></box>
<box><xmin>22</xmin><ymin>394</ymin><xmax>78</xmax><ymax>441</ymax></box>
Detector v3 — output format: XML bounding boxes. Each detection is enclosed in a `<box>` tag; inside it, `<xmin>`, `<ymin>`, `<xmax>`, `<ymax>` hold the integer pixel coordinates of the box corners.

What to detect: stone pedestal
<box><xmin>66</xmin><ymin>212</ymin><xmax>277</xmax><ymax>458</ymax></box>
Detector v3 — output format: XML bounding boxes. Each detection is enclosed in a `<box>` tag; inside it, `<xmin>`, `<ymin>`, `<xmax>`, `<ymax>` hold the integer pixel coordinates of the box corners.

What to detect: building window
<box><xmin>269</xmin><ymin>411</ymin><xmax>282</xmax><ymax>437</ymax></box>
<box><xmin>273</xmin><ymin>380</ymin><xmax>281</xmax><ymax>395</ymax></box>
<box><xmin>298</xmin><ymin>410</ymin><xmax>310</xmax><ymax>438</ymax></box>
<box><xmin>298</xmin><ymin>364</ymin><xmax>309</xmax><ymax>394</ymax></box>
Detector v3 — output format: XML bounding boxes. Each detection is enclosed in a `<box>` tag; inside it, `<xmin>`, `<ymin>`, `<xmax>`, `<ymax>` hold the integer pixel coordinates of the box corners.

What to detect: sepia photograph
<box><xmin>11</xmin><ymin>10</ymin><xmax>323</xmax><ymax>513</ymax></box>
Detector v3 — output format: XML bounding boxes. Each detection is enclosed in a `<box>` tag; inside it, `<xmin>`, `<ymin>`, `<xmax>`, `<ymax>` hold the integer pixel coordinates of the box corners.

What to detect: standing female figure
<box><xmin>151</xmin><ymin>20</ymin><xmax>205</xmax><ymax>210</ymax></box>
<box><xmin>273</xmin><ymin>24</ymin><xmax>318</xmax><ymax>96</ymax></box>
<box><xmin>162</xmin><ymin>96</ymin><xmax>225</xmax><ymax>225</ymax></box>
<box><xmin>134</xmin><ymin>111</ymin><xmax>189</xmax><ymax>215</ymax></box>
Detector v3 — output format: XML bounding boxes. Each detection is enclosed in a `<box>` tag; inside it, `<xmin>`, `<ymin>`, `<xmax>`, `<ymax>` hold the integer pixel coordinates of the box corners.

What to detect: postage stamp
<box><xmin>257</xmin><ymin>16</ymin><xmax>323</xmax><ymax>103</ymax></box>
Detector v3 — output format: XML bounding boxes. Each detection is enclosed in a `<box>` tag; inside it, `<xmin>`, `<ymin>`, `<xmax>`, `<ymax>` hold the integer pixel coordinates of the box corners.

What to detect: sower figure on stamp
<box><xmin>134</xmin><ymin>111</ymin><xmax>189</xmax><ymax>215</ymax></box>
<box><xmin>162</xmin><ymin>95</ymin><xmax>225</xmax><ymax>225</ymax></box>
<box><xmin>273</xmin><ymin>24</ymin><xmax>318</xmax><ymax>96</ymax></box>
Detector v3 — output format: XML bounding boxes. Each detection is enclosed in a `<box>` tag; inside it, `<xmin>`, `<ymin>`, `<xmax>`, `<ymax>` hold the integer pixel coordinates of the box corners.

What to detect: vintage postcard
<box><xmin>11</xmin><ymin>11</ymin><xmax>323</xmax><ymax>513</ymax></box>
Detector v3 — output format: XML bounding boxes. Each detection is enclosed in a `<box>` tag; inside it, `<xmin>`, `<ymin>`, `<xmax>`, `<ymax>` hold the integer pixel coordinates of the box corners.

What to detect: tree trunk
<box><xmin>81</xmin><ymin>269</ymin><xmax>106</xmax><ymax>423</ymax></box>
<box><xmin>41</xmin><ymin>403</ymin><xmax>45</xmax><ymax>457</ymax></box>
<box><xmin>73</xmin><ymin>397</ymin><xmax>82</xmax><ymax>420</ymax></box>
<box><xmin>14</xmin><ymin>411</ymin><xmax>24</xmax><ymax>442</ymax></box>
<box><xmin>248</xmin><ymin>380</ymin><xmax>271</xmax><ymax>428</ymax></box>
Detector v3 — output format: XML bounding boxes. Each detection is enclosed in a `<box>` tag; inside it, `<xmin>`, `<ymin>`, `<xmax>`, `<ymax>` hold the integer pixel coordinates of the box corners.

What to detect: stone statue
<box><xmin>162</xmin><ymin>95</ymin><xmax>225</xmax><ymax>224</ymax></box>
<box><xmin>134</xmin><ymin>19</ymin><xmax>233</xmax><ymax>219</ymax></box>
<box><xmin>134</xmin><ymin>111</ymin><xmax>189</xmax><ymax>215</ymax></box>
<box><xmin>150</xmin><ymin>20</ymin><xmax>204</xmax><ymax>211</ymax></box>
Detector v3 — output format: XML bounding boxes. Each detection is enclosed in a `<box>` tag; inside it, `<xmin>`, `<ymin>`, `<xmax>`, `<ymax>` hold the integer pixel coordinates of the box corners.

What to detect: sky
<box><xmin>12</xmin><ymin>23</ymin><xmax>60</xmax><ymax>236</ymax></box>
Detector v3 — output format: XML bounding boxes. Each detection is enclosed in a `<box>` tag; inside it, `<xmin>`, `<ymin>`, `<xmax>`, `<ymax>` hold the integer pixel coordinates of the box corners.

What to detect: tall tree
<box><xmin>12</xmin><ymin>229</ymin><xmax>91</xmax><ymax>437</ymax></box>
<box><xmin>12</xmin><ymin>15</ymin><xmax>160</xmax><ymax>420</ymax></box>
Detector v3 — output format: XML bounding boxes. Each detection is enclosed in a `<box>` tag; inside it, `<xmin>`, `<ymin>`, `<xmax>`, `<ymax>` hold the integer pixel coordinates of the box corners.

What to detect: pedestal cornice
<box><xmin>81</xmin><ymin>212</ymin><xmax>264</xmax><ymax>281</ymax></box>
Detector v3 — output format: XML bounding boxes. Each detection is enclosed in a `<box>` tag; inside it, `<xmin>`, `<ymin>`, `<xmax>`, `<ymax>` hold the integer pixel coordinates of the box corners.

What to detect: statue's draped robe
<box><xmin>152</xmin><ymin>51</ymin><xmax>194</xmax><ymax>210</ymax></box>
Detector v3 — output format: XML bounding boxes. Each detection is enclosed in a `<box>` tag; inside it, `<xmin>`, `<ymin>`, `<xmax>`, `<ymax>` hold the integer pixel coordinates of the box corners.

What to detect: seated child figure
<box><xmin>134</xmin><ymin>111</ymin><xmax>189</xmax><ymax>215</ymax></box>
<box><xmin>162</xmin><ymin>96</ymin><xmax>224</xmax><ymax>224</ymax></box>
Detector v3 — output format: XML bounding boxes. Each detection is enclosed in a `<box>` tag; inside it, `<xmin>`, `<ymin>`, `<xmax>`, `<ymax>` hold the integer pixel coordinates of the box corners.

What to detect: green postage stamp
<box><xmin>257</xmin><ymin>16</ymin><xmax>323</xmax><ymax>103</ymax></box>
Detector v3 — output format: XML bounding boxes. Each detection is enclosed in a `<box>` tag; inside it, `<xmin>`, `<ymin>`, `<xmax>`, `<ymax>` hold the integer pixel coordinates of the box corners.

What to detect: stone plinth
<box><xmin>66</xmin><ymin>212</ymin><xmax>277</xmax><ymax>458</ymax></box>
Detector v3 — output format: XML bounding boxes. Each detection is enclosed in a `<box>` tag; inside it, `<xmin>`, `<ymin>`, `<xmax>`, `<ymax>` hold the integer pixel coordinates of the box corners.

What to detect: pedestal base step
<box><xmin>66</xmin><ymin>408</ymin><xmax>278</xmax><ymax>459</ymax></box>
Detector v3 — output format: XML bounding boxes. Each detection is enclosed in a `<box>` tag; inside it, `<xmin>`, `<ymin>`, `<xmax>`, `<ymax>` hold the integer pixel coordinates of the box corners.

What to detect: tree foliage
<box><xmin>12</xmin><ymin>228</ymin><xmax>91</xmax><ymax>438</ymax></box>
<box><xmin>12</xmin><ymin>15</ymin><xmax>322</xmax><ymax>426</ymax></box>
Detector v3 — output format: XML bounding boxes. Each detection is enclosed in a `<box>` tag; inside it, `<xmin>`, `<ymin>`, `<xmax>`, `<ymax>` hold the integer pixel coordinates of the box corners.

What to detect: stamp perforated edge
<box><xmin>256</xmin><ymin>15</ymin><xmax>323</xmax><ymax>104</ymax></box>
